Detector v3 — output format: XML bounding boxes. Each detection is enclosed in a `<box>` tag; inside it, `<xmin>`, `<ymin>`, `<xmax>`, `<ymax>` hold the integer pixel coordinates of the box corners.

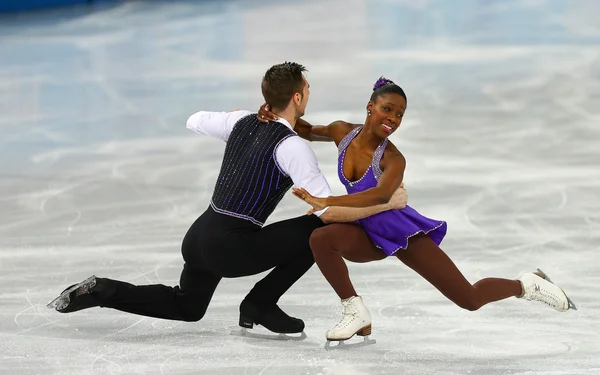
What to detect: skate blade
<box><xmin>325</xmin><ymin>336</ymin><xmax>376</xmax><ymax>351</ymax></box>
<box><xmin>230</xmin><ymin>327</ymin><xmax>307</xmax><ymax>341</ymax></box>
<box><xmin>46</xmin><ymin>276</ymin><xmax>96</xmax><ymax>310</ymax></box>
<box><xmin>536</xmin><ymin>268</ymin><xmax>577</xmax><ymax>311</ymax></box>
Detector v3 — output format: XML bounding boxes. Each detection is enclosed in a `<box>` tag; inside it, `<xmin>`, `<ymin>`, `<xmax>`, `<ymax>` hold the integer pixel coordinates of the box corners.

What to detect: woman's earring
<box><xmin>368</xmin><ymin>110</ymin><xmax>371</xmax><ymax>116</ymax></box>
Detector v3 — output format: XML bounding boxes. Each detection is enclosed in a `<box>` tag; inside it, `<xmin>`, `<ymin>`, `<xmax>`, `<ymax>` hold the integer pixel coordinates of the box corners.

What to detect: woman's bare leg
<box><xmin>309</xmin><ymin>223</ymin><xmax>385</xmax><ymax>299</ymax></box>
<box><xmin>396</xmin><ymin>235</ymin><xmax>522</xmax><ymax>310</ymax></box>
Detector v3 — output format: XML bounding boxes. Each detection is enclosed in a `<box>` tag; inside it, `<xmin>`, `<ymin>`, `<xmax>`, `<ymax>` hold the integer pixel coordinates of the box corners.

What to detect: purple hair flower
<box><xmin>373</xmin><ymin>76</ymin><xmax>394</xmax><ymax>91</ymax></box>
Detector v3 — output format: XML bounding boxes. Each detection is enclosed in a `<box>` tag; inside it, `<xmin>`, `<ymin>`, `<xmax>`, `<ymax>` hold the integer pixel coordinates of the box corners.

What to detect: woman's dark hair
<box><xmin>370</xmin><ymin>76</ymin><xmax>407</xmax><ymax>103</ymax></box>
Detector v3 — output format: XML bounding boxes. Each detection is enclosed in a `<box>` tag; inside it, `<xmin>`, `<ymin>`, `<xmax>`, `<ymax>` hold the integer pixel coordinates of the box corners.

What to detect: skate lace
<box><xmin>332</xmin><ymin>302</ymin><xmax>359</xmax><ymax>330</ymax></box>
<box><xmin>527</xmin><ymin>284</ymin><xmax>561</xmax><ymax>308</ymax></box>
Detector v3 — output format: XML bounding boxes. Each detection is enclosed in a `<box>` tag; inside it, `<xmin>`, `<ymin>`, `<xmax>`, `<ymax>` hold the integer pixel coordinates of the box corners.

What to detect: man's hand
<box><xmin>387</xmin><ymin>183</ymin><xmax>407</xmax><ymax>210</ymax></box>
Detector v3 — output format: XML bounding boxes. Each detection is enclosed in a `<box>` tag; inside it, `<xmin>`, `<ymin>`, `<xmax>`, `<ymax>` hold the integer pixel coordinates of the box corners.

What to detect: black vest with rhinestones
<box><xmin>210</xmin><ymin>114</ymin><xmax>296</xmax><ymax>226</ymax></box>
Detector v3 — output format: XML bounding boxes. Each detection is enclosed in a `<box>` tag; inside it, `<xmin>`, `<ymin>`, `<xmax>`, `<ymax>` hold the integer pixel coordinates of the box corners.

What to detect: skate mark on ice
<box><xmin>159</xmin><ymin>352</ymin><xmax>180</xmax><ymax>375</ymax></box>
<box><xmin>14</xmin><ymin>291</ymin><xmax>57</xmax><ymax>333</ymax></box>
<box><xmin>257</xmin><ymin>359</ymin><xmax>276</xmax><ymax>375</ymax></box>
<box><xmin>90</xmin><ymin>347</ymin><xmax>123</xmax><ymax>371</ymax></box>
<box><xmin>105</xmin><ymin>317</ymin><xmax>147</xmax><ymax>337</ymax></box>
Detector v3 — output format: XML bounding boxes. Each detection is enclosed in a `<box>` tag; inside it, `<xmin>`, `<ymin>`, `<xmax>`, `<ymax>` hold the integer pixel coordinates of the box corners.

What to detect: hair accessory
<box><xmin>373</xmin><ymin>76</ymin><xmax>394</xmax><ymax>91</ymax></box>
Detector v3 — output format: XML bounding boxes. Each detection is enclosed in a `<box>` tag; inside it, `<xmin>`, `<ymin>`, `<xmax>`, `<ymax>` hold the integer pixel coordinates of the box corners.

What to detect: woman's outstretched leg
<box><xmin>396</xmin><ymin>234</ymin><xmax>571</xmax><ymax>311</ymax></box>
<box><xmin>309</xmin><ymin>223</ymin><xmax>386</xmax><ymax>341</ymax></box>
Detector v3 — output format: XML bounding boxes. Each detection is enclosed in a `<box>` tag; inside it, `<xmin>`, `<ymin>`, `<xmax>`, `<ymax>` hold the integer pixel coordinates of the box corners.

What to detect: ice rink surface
<box><xmin>1</xmin><ymin>0</ymin><xmax>599</xmax><ymax>373</ymax></box>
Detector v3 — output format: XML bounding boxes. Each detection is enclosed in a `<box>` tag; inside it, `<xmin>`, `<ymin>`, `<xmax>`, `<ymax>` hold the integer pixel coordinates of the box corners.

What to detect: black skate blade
<box><xmin>325</xmin><ymin>336</ymin><xmax>376</xmax><ymax>351</ymax></box>
<box><xmin>230</xmin><ymin>327</ymin><xmax>307</xmax><ymax>341</ymax></box>
<box><xmin>536</xmin><ymin>268</ymin><xmax>577</xmax><ymax>311</ymax></box>
<box><xmin>46</xmin><ymin>275</ymin><xmax>96</xmax><ymax>310</ymax></box>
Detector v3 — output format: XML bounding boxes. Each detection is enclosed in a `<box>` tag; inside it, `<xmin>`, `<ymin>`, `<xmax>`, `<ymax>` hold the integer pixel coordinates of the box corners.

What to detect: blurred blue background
<box><xmin>0</xmin><ymin>0</ymin><xmax>115</xmax><ymax>13</ymax></box>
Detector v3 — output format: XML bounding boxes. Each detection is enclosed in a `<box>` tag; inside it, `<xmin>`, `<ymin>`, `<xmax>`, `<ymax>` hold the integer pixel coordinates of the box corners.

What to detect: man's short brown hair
<box><xmin>261</xmin><ymin>62</ymin><xmax>307</xmax><ymax>110</ymax></box>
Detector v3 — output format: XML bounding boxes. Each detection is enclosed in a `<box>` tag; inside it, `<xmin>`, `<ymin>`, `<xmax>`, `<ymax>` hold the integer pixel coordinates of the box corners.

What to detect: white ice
<box><xmin>1</xmin><ymin>0</ymin><xmax>599</xmax><ymax>374</ymax></box>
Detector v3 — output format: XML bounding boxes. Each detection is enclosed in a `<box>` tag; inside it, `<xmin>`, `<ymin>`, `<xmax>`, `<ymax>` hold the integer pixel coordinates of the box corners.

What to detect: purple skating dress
<box><xmin>337</xmin><ymin>126</ymin><xmax>447</xmax><ymax>256</ymax></box>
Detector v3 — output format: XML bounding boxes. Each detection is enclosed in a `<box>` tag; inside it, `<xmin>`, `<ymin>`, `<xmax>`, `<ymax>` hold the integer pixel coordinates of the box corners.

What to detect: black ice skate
<box><xmin>230</xmin><ymin>299</ymin><xmax>307</xmax><ymax>341</ymax></box>
<box><xmin>46</xmin><ymin>275</ymin><xmax>113</xmax><ymax>313</ymax></box>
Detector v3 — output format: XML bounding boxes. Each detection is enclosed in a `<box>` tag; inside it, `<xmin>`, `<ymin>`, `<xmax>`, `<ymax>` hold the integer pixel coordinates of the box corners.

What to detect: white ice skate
<box><xmin>517</xmin><ymin>268</ymin><xmax>576</xmax><ymax>311</ymax></box>
<box><xmin>324</xmin><ymin>296</ymin><xmax>376</xmax><ymax>351</ymax></box>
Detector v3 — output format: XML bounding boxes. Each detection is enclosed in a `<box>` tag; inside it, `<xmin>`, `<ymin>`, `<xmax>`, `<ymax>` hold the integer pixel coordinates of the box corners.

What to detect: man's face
<box><xmin>297</xmin><ymin>75</ymin><xmax>310</xmax><ymax>117</ymax></box>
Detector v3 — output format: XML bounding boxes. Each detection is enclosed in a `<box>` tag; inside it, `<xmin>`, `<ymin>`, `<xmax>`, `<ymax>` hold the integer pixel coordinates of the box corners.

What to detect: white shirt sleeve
<box><xmin>276</xmin><ymin>136</ymin><xmax>332</xmax><ymax>217</ymax></box>
<box><xmin>186</xmin><ymin>110</ymin><xmax>254</xmax><ymax>142</ymax></box>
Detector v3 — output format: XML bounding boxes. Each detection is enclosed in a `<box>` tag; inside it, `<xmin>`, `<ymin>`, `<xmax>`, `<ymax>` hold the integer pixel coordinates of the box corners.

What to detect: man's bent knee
<box><xmin>176</xmin><ymin>289</ymin><xmax>210</xmax><ymax>322</ymax></box>
<box><xmin>180</xmin><ymin>305</ymin><xmax>208</xmax><ymax>322</ymax></box>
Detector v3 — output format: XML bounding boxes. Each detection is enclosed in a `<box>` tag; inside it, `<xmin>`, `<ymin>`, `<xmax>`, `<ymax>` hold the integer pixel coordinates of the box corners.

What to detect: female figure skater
<box><xmin>257</xmin><ymin>77</ymin><xmax>574</xmax><ymax>345</ymax></box>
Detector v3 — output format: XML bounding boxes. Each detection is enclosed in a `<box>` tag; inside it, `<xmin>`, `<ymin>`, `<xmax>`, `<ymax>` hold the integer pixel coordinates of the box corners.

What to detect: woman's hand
<box><xmin>257</xmin><ymin>103</ymin><xmax>278</xmax><ymax>123</ymax></box>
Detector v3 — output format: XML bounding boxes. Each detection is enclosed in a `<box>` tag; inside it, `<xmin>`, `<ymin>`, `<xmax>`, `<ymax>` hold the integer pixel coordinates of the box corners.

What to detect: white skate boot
<box><xmin>324</xmin><ymin>296</ymin><xmax>376</xmax><ymax>350</ymax></box>
<box><xmin>517</xmin><ymin>268</ymin><xmax>576</xmax><ymax>311</ymax></box>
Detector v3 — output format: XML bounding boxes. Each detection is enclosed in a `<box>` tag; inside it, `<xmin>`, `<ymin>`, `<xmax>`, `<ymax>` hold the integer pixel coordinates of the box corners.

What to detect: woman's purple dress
<box><xmin>337</xmin><ymin>126</ymin><xmax>447</xmax><ymax>255</ymax></box>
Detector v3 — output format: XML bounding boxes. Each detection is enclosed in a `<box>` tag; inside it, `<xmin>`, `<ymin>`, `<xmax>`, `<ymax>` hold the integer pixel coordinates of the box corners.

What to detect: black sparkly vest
<box><xmin>210</xmin><ymin>114</ymin><xmax>296</xmax><ymax>226</ymax></box>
